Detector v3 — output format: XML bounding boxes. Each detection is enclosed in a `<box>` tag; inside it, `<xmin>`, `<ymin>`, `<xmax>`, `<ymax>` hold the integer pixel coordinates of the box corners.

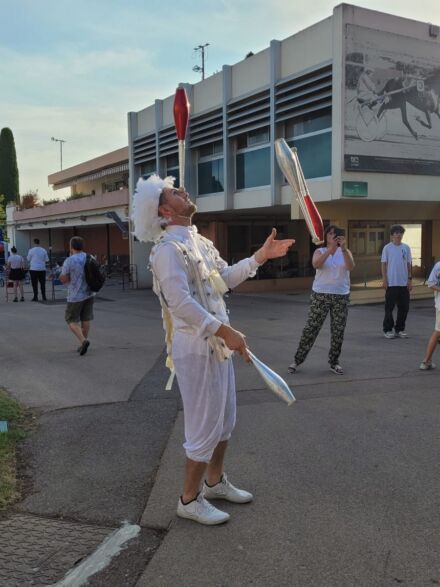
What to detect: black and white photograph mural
<box><xmin>344</xmin><ymin>24</ymin><xmax>440</xmax><ymax>175</ymax></box>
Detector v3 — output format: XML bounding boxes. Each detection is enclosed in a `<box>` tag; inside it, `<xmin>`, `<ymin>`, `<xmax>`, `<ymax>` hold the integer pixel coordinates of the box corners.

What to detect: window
<box><xmin>198</xmin><ymin>159</ymin><xmax>224</xmax><ymax>195</ymax></box>
<box><xmin>287</xmin><ymin>133</ymin><xmax>331</xmax><ymax>179</ymax></box>
<box><xmin>236</xmin><ymin>147</ymin><xmax>270</xmax><ymax>189</ymax></box>
<box><xmin>197</xmin><ymin>142</ymin><xmax>224</xmax><ymax>195</ymax></box>
<box><xmin>350</xmin><ymin>222</ymin><xmax>385</xmax><ymax>256</ymax></box>
<box><xmin>235</xmin><ymin>128</ymin><xmax>270</xmax><ymax>190</ymax></box>
<box><xmin>166</xmin><ymin>154</ymin><xmax>179</xmax><ymax>186</ymax></box>
<box><xmin>248</xmin><ymin>128</ymin><xmax>270</xmax><ymax>147</ymax></box>
<box><xmin>102</xmin><ymin>178</ymin><xmax>128</xmax><ymax>193</ymax></box>
<box><xmin>285</xmin><ymin>109</ymin><xmax>331</xmax><ymax>179</ymax></box>
<box><xmin>228</xmin><ymin>222</ymin><xmax>299</xmax><ymax>279</ymax></box>
<box><xmin>140</xmin><ymin>161</ymin><xmax>156</xmax><ymax>179</ymax></box>
<box><xmin>285</xmin><ymin>111</ymin><xmax>331</xmax><ymax>137</ymax></box>
<box><xmin>199</xmin><ymin>141</ymin><xmax>223</xmax><ymax>158</ymax></box>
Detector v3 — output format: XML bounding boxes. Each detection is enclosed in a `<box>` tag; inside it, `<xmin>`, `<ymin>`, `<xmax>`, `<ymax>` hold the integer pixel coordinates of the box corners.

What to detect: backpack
<box><xmin>84</xmin><ymin>254</ymin><xmax>106</xmax><ymax>292</ymax></box>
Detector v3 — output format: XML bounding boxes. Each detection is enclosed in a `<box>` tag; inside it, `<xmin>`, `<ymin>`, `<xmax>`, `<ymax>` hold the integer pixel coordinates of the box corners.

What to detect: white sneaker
<box><xmin>419</xmin><ymin>361</ymin><xmax>436</xmax><ymax>371</ymax></box>
<box><xmin>384</xmin><ymin>331</ymin><xmax>395</xmax><ymax>339</ymax></box>
<box><xmin>177</xmin><ymin>493</ymin><xmax>230</xmax><ymax>525</ymax></box>
<box><xmin>395</xmin><ymin>331</ymin><xmax>408</xmax><ymax>338</ymax></box>
<box><xmin>288</xmin><ymin>362</ymin><xmax>298</xmax><ymax>374</ymax></box>
<box><xmin>202</xmin><ymin>474</ymin><xmax>253</xmax><ymax>504</ymax></box>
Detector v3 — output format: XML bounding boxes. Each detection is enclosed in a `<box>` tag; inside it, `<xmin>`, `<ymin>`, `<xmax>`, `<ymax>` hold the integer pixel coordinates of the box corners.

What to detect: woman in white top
<box><xmin>7</xmin><ymin>246</ymin><xmax>26</xmax><ymax>302</ymax></box>
<box><xmin>288</xmin><ymin>225</ymin><xmax>355</xmax><ymax>375</ymax></box>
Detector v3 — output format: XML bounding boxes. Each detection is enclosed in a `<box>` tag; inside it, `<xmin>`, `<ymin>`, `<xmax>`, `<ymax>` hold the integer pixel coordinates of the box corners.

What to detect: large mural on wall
<box><xmin>344</xmin><ymin>24</ymin><xmax>440</xmax><ymax>175</ymax></box>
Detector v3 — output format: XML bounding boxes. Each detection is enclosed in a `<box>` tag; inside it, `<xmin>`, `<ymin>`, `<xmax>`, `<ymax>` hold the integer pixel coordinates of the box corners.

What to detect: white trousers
<box><xmin>173</xmin><ymin>350</ymin><xmax>236</xmax><ymax>463</ymax></box>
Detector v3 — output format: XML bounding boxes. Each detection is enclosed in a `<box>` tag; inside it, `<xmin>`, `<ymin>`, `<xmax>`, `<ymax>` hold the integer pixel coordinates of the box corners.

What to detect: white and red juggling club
<box><xmin>275</xmin><ymin>138</ymin><xmax>324</xmax><ymax>245</ymax></box>
<box><xmin>173</xmin><ymin>86</ymin><xmax>190</xmax><ymax>190</ymax></box>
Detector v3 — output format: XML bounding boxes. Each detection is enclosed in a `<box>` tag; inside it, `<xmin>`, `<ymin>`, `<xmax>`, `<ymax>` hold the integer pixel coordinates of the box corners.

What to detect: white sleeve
<box><xmin>152</xmin><ymin>244</ymin><xmax>222</xmax><ymax>337</ymax></box>
<box><xmin>427</xmin><ymin>263</ymin><xmax>440</xmax><ymax>288</ymax></box>
<box><xmin>217</xmin><ymin>255</ymin><xmax>260</xmax><ymax>290</ymax></box>
<box><xmin>381</xmin><ymin>245</ymin><xmax>388</xmax><ymax>263</ymax></box>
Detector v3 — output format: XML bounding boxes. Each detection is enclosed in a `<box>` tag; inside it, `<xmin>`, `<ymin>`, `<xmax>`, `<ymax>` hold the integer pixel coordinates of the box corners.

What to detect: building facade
<box><xmin>7</xmin><ymin>148</ymin><xmax>129</xmax><ymax>268</ymax></box>
<box><xmin>127</xmin><ymin>3</ymin><xmax>440</xmax><ymax>290</ymax></box>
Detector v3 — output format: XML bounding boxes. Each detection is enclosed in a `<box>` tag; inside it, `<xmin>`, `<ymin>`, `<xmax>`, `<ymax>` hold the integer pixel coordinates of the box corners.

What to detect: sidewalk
<box><xmin>0</xmin><ymin>286</ymin><xmax>173</xmax><ymax>586</ymax></box>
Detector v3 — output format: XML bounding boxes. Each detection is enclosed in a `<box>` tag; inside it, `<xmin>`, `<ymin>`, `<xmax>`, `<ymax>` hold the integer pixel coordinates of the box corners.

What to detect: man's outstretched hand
<box><xmin>254</xmin><ymin>228</ymin><xmax>295</xmax><ymax>265</ymax></box>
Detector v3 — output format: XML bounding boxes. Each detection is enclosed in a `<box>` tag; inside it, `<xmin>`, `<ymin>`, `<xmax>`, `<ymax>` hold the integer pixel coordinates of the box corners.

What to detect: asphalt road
<box><xmin>1</xmin><ymin>285</ymin><xmax>439</xmax><ymax>585</ymax></box>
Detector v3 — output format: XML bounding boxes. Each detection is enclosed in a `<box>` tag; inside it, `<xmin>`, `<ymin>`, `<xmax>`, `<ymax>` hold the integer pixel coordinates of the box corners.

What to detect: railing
<box><xmin>352</xmin><ymin>257</ymin><xmax>430</xmax><ymax>289</ymax></box>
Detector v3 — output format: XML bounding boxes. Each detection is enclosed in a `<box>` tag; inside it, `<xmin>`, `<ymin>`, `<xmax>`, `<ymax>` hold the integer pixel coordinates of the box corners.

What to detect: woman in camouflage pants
<box><xmin>289</xmin><ymin>225</ymin><xmax>355</xmax><ymax>375</ymax></box>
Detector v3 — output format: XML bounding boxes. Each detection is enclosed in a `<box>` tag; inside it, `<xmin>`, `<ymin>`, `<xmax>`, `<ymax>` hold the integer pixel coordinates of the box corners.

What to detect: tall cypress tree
<box><xmin>0</xmin><ymin>127</ymin><xmax>20</xmax><ymax>205</ymax></box>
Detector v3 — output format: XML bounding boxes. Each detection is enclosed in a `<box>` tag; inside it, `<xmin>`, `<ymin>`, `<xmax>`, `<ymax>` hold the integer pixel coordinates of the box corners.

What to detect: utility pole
<box><xmin>51</xmin><ymin>137</ymin><xmax>66</xmax><ymax>170</ymax></box>
<box><xmin>193</xmin><ymin>43</ymin><xmax>210</xmax><ymax>80</ymax></box>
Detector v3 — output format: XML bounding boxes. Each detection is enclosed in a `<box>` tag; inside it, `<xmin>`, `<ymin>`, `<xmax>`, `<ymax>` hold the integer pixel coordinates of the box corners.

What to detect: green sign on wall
<box><xmin>342</xmin><ymin>181</ymin><xmax>368</xmax><ymax>197</ymax></box>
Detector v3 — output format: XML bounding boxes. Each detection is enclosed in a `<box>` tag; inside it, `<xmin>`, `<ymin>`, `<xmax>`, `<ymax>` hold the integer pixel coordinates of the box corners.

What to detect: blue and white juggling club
<box><xmin>247</xmin><ymin>350</ymin><xmax>296</xmax><ymax>406</ymax></box>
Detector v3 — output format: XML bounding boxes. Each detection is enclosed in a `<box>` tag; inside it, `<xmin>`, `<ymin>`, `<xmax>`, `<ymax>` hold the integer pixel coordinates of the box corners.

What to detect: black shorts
<box><xmin>9</xmin><ymin>268</ymin><xmax>25</xmax><ymax>281</ymax></box>
<box><xmin>65</xmin><ymin>297</ymin><xmax>94</xmax><ymax>324</ymax></box>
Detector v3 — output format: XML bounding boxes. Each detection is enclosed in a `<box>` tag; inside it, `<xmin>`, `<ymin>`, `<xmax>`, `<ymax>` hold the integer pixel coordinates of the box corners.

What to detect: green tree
<box><xmin>0</xmin><ymin>128</ymin><xmax>20</xmax><ymax>205</ymax></box>
<box><xmin>0</xmin><ymin>194</ymin><xmax>6</xmax><ymax>230</ymax></box>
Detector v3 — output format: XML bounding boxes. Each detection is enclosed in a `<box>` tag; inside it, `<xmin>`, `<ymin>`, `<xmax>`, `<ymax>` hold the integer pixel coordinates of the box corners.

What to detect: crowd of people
<box><xmin>3</xmin><ymin>236</ymin><xmax>95</xmax><ymax>356</ymax></box>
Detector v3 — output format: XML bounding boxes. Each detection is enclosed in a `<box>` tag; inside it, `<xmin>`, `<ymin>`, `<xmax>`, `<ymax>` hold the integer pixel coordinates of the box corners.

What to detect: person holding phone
<box><xmin>288</xmin><ymin>225</ymin><xmax>355</xmax><ymax>375</ymax></box>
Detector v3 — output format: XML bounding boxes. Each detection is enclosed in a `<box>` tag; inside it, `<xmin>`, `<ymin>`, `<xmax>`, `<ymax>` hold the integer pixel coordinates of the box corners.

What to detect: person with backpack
<box><xmin>60</xmin><ymin>236</ymin><xmax>98</xmax><ymax>356</ymax></box>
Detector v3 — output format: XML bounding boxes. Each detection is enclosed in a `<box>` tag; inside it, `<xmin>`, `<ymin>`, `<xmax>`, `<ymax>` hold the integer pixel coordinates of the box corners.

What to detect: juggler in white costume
<box><xmin>150</xmin><ymin>225</ymin><xmax>259</xmax><ymax>462</ymax></box>
<box><xmin>132</xmin><ymin>174</ymin><xmax>294</xmax><ymax>524</ymax></box>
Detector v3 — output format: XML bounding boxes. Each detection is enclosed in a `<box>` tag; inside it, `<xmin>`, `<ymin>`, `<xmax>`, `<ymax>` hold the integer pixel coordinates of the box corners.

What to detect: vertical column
<box><xmin>48</xmin><ymin>228</ymin><xmax>52</xmax><ymax>268</ymax></box>
<box><xmin>222</xmin><ymin>65</ymin><xmax>233</xmax><ymax>211</ymax></box>
<box><xmin>331</xmin><ymin>3</ymin><xmax>345</xmax><ymax>200</ymax></box>
<box><xmin>127</xmin><ymin>111</ymin><xmax>137</xmax><ymax>276</ymax></box>
<box><xmin>106</xmin><ymin>224</ymin><xmax>111</xmax><ymax>264</ymax></box>
<box><xmin>270</xmin><ymin>40</ymin><xmax>281</xmax><ymax>206</ymax></box>
<box><xmin>128</xmin><ymin>110</ymin><xmax>153</xmax><ymax>288</ymax></box>
<box><xmin>155</xmin><ymin>99</ymin><xmax>163</xmax><ymax>176</ymax></box>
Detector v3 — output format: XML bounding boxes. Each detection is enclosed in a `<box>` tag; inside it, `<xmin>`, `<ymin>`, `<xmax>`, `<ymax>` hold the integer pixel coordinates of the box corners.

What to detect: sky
<box><xmin>1</xmin><ymin>0</ymin><xmax>439</xmax><ymax>200</ymax></box>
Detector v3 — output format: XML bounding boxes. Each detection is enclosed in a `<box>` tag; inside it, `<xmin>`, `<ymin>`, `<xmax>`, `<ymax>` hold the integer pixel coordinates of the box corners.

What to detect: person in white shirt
<box><xmin>381</xmin><ymin>225</ymin><xmax>412</xmax><ymax>339</ymax></box>
<box><xmin>133</xmin><ymin>174</ymin><xmax>294</xmax><ymax>526</ymax></box>
<box><xmin>419</xmin><ymin>261</ymin><xmax>440</xmax><ymax>370</ymax></box>
<box><xmin>288</xmin><ymin>225</ymin><xmax>355</xmax><ymax>376</ymax></box>
<box><xmin>27</xmin><ymin>238</ymin><xmax>49</xmax><ymax>302</ymax></box>
<box><xmin>6</xmin><ymin>246</ymin><xmax>25</xmax><ymax>302</ymax></box>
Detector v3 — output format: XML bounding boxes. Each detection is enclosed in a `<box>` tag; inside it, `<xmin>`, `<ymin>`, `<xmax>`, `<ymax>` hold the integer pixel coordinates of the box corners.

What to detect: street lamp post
<box><xmin>193</xmin><ymin>43</ymin><xmax>210</xmax><ymax>80</ymax></box>
<box><xmin>51</xmin><ymin>137</ymin><xmax>66</xmax><ymax>170</ymax></box>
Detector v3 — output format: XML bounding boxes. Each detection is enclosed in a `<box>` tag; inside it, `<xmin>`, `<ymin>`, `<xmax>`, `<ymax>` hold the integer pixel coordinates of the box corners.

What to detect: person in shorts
<box><xmin>60</xmin><ymin>237</ymin><xmax>94</xmax><ymax>356</ymax></box>
<box><xmin>419</xmin><ymin>261</ymin><xmax>440</xmax><ymax>370</ymax></box>
<box><xmin>7</xmin><ymin>246</ymin><xmax>26</xmax><ymax>302</ymax></box>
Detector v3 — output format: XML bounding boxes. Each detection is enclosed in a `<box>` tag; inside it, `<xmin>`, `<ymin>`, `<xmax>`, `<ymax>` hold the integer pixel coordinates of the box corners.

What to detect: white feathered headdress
<box><xmin>132</xmin><ymin>174</ymin><xmax>175</xmax><ymax>243</ymax></box>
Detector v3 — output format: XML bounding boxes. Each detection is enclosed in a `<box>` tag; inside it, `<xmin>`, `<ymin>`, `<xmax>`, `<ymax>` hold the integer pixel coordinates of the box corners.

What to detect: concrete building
<box><xmin>128</xmin><ymin>3</ymin><xmax>440</xmax><ymax>289</ymax></box>
<box><xmin>6</xmin><ymin>147</ymin><xmax>129</xmax><ymax>268</ymax></box>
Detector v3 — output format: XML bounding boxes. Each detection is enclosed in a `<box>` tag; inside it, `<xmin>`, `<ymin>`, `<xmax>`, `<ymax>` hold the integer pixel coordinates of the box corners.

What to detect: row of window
<box><xmin>140</xmin><ymin>109</ymin><xmax>332</xmax><ymax>195</ymax></box>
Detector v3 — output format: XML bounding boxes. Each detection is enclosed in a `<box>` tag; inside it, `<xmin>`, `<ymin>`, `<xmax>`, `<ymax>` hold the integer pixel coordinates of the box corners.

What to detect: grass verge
<box><xmin>0</xmin><ymin>388</ymin><xmax>30</xmax><ymax>512</ymax></box>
